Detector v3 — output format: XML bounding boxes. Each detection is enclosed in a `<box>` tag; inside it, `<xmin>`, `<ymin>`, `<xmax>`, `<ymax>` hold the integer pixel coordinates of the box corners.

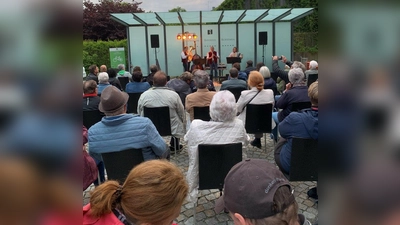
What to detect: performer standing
<box><xmin>181</xmin><ymin>46</ymin><xmax>189</xmax><ymax>72</ymax></box>
<box><xmin>228</xmin><ymin>47</ymin><xmax>243</xmax><ymax>59</ymax></box>
<box><xmin>207</xmin><ymin>46</ymin><xmax>219</xmax><ymax>80</ymax></box>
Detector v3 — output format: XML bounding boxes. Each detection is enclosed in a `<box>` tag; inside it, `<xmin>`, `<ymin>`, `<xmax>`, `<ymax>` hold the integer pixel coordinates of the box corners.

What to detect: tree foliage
<box><xmin>168</xmin><ymin>6</ymin><xmax>187</xmax><ymax>12</ymax></box>
<box><xmin>83</xmin><ymin>0</ymin><xmax>143</xmax><ymax>41</ymax></box>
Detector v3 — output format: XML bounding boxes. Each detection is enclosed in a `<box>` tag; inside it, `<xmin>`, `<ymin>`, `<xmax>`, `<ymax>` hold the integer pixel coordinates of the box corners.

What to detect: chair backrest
<box><xmin>127</xmin><ymin>92</ymin><xmax>143</xmax><ymax>114</ymax></box>
<box><xmin>307</xmin><ymin>74</ymin><xmax>318</xmax><ymax>87</ymax></box>
<box><xmin>143</xmin><ymin>106</ymin><xmax>171</xmax><ymax>136</ymax></box>
<box><xmin>83</xmin><ymin>110</ymin><xmax>104</xmax><ymax>129</ymax></box>
<box><xmin>198</xmin><ymin>143</ymin><xmax>243</xmax><ymax>190</ymax></box>
<box><xmin>193</xmin><ymin>106</ymin><xmax>211</xmax><ymax>121</ymax></box>
<box><xmin>118</xmin><ymin>77</ymin><xmax>129</xmax><ymax>91</ymax></box>
<box><xmin>245</xmin><ymin>104</ymin><xmax>273</xmax><ymax>134</ymax></box>
<box><xmin>227</xmin><ymin>87</ymin><xmax>247</xmax><ymax>102</ymax></box>
<box><xmin>289</xmin><ymin>138</ymin><xmax>318</xmax><ymax>181</ymax></box>
<box><xmin>102</xmin><ymin>148</ymin><xmax>144</xmax><ymax>183</ymax></box>
<box><xmin>290</xmin><ymin>102</ymin><xmax>311</xmax><ymax>112</ymax></box>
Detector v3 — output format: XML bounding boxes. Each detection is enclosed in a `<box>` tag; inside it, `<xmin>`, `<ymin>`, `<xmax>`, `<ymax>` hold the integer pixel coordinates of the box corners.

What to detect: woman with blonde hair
<box><xmin>83</xmin><ymin>160</ymin><xmax>188</xmax><ymax>225</ymax></box>
<box><xmin>236</xmin><ymin>71</ymin><xmax>274</xmax><ymax>148</ymax></box>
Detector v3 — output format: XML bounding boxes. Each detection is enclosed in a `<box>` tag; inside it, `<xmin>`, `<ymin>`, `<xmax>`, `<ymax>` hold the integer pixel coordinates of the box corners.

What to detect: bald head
<box><xmin>153</xmin><ymin>71</ymin><xmax>168</xmax><ymax>87</ymax></box>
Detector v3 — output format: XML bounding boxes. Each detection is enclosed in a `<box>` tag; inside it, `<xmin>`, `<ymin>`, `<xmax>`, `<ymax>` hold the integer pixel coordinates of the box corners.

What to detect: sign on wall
<box><xmin>109</xmin><ymin>48</ymin><xmax>126</xmax><ymax>69</ymax></box>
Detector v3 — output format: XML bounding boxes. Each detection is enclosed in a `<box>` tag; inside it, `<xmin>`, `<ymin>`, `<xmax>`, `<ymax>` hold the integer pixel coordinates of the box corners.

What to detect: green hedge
<box><xmin>83</xmin><ymin>39</ymin><xmax>128</xmax><ymax>74</ymax></box>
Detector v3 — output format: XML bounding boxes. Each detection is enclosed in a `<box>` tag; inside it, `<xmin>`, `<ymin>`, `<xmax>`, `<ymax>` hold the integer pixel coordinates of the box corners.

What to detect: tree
<box><xmin>168</xmin><ymin>6</ymin><xmax>187</xmax><ymax>12</ymax></box>
<box><xmin>83</xmin><ymin>0</ymin><xmax>144</xmax><ymax>41</ymax></box>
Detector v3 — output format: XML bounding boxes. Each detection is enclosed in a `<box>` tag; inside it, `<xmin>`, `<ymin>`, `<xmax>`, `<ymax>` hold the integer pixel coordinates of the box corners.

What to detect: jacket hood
<box><xmin>300</xmin><ymin>109</ymin><xmax>318</xmax><ymax>139</ymax></box>
<box><xmin>100</xmin><ymin>114</ymin><xmax>138</xmax><ymax>126</ymax></box>
<box><xmin>167</xmin><ymin>79</ymin><xmax>191</xmax><ymax>93</ymax></box>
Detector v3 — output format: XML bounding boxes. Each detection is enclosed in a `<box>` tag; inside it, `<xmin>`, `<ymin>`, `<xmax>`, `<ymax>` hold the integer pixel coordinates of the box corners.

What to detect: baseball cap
<box><xmin>215</xmin><ymin>159</ymin><xmax>295</xmax><ymax>219</ymax></box>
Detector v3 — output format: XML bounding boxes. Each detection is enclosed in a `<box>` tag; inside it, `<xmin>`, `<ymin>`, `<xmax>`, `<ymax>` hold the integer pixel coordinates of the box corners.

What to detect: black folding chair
<box><xmin>287</xmin><ymin>138</ymin><xmax>318</xmax><ymax>181</ymax></box>
<box><xmin>83</xmin><ymin>110</ymin><xmax>104</xmax><ymax>129</ymax></box>
<box><xmin>193</xmin><ymin>106</ymin><xmax>211</xmax><ymax>121</ymax></box>
<box><xmin>307</xmin><ymin>74</ymin><xmax>318</xmax><ymax>87</ymax></box>
<box><xmin>226</xmin><ymin>87</ymin><xmax>247</xmax><ymax>102</ymax></box>
<box><xmin>102</xmin><ymin>148</ymin><xmax>144</xmax><ymax>183</ymax></box>
<box><xmin>290</xmin><ymin>101</ymin><xmax>311</xmax><ymax>112</ymax></box>
<box><xmin>127</xmin><ymin>92</ymin><xmax>143</xmax><ymax>114</ymax></box>
<box><xmin>196</xmin><ymin>143</ymin><xmax>243</xmax><ymax>223</ymax></box>
<box><xmin>118</xmin><ymin>77</ymin><xmax>130</xmax><ymax>91</ymax></box>
<box><xmin>245</xmin><ymin>103</ymin><xmax>273</xmax><ymax>152</ymax></box>
<box><xmin>143</xmin><ymin>106</ymin><xmax>178</xmax><ymax>155</ymax></box>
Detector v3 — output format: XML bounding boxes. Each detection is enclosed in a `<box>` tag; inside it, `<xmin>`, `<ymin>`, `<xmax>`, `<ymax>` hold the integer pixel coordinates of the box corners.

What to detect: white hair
<box><xmin>259</xmin><ymin>66</ymin><xmax>271</xmax><ymax>78</ymax></box>
<box><xmin>309</xmin><ymin>60</ymin><xmax>318</xmax><ymax>70</ymax></box>
<box><xmin>98</xmin><ymin>72</ymin><xmax>109</xmax><ymax>84</ymax></box>
<box><xmin>288</xmin><ymin>68</ymin><xmax>305</xmax><ymax>85</ymax></box>
<box><xmin>117</xmin><ymin>64</ymin><xmax>125</xmax><ymax>70</ymax></box>
<box><xmin>209</xmin><ymin>91</ymin><xmax>237</xmax><ymax>122</ymax></box>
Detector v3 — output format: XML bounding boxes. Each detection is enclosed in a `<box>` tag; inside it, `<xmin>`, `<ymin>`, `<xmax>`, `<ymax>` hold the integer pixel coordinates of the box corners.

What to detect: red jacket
<box><xmin>83</xmin><ymin>204</ymin><xmax>123</xmax><ymax>225</ymax></box>
<box><xmin>207</xmin><ymin>51</ymin><xmax>218</xmax><ymax>64</ymax></box>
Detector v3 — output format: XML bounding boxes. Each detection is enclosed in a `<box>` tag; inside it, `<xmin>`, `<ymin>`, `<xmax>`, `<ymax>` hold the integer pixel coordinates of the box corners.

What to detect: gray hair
<box><xmin>309</xmin><ymin>60</ymin><xmax>318</xmax><ymax>70</ymax></box>
<box><xmin>193</xmin><ymin>70</ymin><xmax>209</xmax><ymax>89</ymax></box>
<box><xmin>288</xmin><ymin>68</ymin><xmax>305</xmax><ymax>85</ymax></box>
<box><xmin>229</xmin><ymin>68</ymin><xmax>239</xmax><ymax>78</ymax></box>
<box><xmin>209</xmin><ymin>91</ymin><xmax>237</xmax><ymax>122</ymax></box>
<box><xmin>150</xmin><ymin>64</ymin><xmax>158</xmax><ymax>73</ymax></box>
<box><xmin>291</xmin><ymin>61</ymin><xmax>306</xmax><ymax>73</ymax></box>
<box><xmin>117</xmin><ymin>64</ymin><xmax>125</xmax><ymax>71</ymax></box>
<box><xmin>259</xmin><ymin>66</ymin><xmax>271</xmax><ymax>78</ymax></box>
<box><xmin>98</xmin><ymin>72</ymin><xmax>109</xmax><ymax>84</ymax></box>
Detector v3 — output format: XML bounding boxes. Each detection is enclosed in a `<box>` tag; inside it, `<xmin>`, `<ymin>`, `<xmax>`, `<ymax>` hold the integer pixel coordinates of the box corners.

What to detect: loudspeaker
<box><xmin>259</xmin><ymin>32</ymin><xmax>267</xmax><ymax>45</ymax></box>
<box><xmin>150</xmin><ymin>34</ymin><xmax>159</xmax><ymax>48</ymax></box>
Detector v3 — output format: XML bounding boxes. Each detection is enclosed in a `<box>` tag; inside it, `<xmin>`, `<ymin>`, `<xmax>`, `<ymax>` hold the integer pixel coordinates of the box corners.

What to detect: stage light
<box><xmin>177</xmin><ymin>34</ymin><xmax>181</xmax><ymax>40</ymax></box>
<box><xmin>193</xmin><ymin>34</ymin><xmax>197</xmax><ymax>39</ymax></box>
<box><xmin>182</xmin><ymin>35</ymin><xmax>186</xmax><ymax>40</ymax></box>
<box><xmin>188</xmin><ymin>35</ymin><xmax>192</xmax><ymax>39</ymax></box>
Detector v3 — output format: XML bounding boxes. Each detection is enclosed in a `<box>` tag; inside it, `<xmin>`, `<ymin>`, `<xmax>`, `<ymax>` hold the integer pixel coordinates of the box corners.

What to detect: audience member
<box><xmin>99</xmin><ymin>65</ymin><xmax>107</xmax><ymax>73</ymax></box>
<box><xmin>272</xmin><ymin>55</ymin><xmax>306</xmax><ymax>83</ymax></box>
<box><xmin>215</xmin><ymin>159</ymin><xmax>311</xmax><ymax>225</ymax></box>
<box><xmin>274</xmin><ymin>81</ymin><xmax>318</xmax><ymax>175</ymax></box>
<box><xmin>132</xmin><ymin>66</ymin><xmax>141</xmax><ymax>73</ymax></box>
<box><xmin>97</xmin><ymin>72</ymin><xmax>111</xmax><ymax>95</ymax></box>
<box><xmin>88</xmin><ymin>86</ymin><xmax>169</xmax><ymax>185</ymax></box>
<box><xmin>256</xmin><ymin>62</ymin><xmax>265</xmax><ymax>72</ymax></box>
<box><xmin>272</xmin><ymin>68</ymin><xmax>310</xmax><ymax>142</ymax></box>
<box><xmin>244</xmin><ymin>60</ymin><xmax>256</xmax><ymax>76</ymax></box>
<box><xmin>145</xmin><ymin>64</ymin><xmax>158</xmax><ymax>86</ymax></box>
<box><xmin>138</xmin><ymin>71</ymin><xmax>186</xmax><ymax>152</ymax></box>
<box><xmin>125</xmin><ymin>71</ymin><xmax>151</xmax><ymax>93</ymax></box>
<box><xmin>185</xmin><ymin>91</ymin><xmax>249</xmax><ymax>203</ymax></box>
<box><xmin>83</xmin><ymin>80</ymin><xmax>100</xmax><ymax>111</ymax></box>
<box><xmin>107</xmin><ymin>68</ymin><xmax>122</xmax><ymax>91</ymax></box>
<box><xmin>86</xmin><ymin>64</ymin><xmax>99</xmax><ymax>84</ymax></box>
<box><xmin>232</xmin><ymin>62</ymin><xmax>248</xmax><ymax>81</ymax></box>
<box><xmin>185</xmin><ymin>70</ymin><xmax>216</xmax><ymax>121</ymax></box>
<box><xmin>305</xmin><ymin>60</ymin><xmax>318</xmax><ymax>82</ymax></box>
<box><xmin>190</xmin><ymin>69</ymin><xmax>216</xmax><ymax>92</ymax></box>
<box><xmin>83</xmin><ymin>160</ymin><xmax>188</xmax><ymax>225</ymax></box>
<box><xmin>236</xmin><ymin>71</ymin><xmax>274</xmax><ymax>149</ymax></box>
<box><xmin>220</xmin><ymin>68</ymin><xmax>247</xmax><ymax>91</ymax></box>
<box><xmin>117</xmin><ymin>64</ymin><xmax>132</xmax><ymax>81</ymax></box>
<box><xmin>166</xmin><ymin>72</ymin><xmax>193</xmax><ymax>106</ymax></box>
<box><xmin>259</xmin><ymin>66</ymin><xmax>278</xmax><ymax>95</ymax></box>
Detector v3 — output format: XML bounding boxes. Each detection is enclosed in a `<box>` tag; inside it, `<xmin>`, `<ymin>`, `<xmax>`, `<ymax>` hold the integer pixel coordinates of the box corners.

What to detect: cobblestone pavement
<box><xmin>83</xmin><ymin>135</ymin><xmax>318</xmax><ymax>224</ymax></box>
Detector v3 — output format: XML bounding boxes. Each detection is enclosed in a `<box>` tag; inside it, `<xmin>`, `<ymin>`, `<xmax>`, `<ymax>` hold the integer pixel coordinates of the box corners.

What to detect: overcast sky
<box><xmin>88</xmin><ymin>0</ymin><xmax>225</xmax><ymax>12</ymax></box>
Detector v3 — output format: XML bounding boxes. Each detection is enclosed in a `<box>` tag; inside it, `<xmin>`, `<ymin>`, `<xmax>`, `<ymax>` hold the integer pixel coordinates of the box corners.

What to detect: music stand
<box><xmin>226</xmin><ymin>57</ymin><xmax>241</xmax><ymax>64</ymax></box>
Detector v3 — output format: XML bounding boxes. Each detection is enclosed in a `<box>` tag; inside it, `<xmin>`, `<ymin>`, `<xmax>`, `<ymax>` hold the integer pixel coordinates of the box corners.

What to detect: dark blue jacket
<box><xmin>264</xmin><ymin>78</ymin><xmax>278</xmax><ymax>96</ymax></box>
<box><xmin>275</xmin><ymin>85</ymin><xmax>310</xmax><ymax>122</ymax></box>
<box><xmin>278</xmin><ymin>108</ymin><xmax>318</xmax><ymax>174</ymax></box>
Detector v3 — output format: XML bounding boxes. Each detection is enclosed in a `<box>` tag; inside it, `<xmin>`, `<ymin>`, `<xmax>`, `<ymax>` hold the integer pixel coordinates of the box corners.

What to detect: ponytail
<box><xmin>89</xmin><ymin>180</ymin><xmax>121</xmax><ymax>218</ymax></box>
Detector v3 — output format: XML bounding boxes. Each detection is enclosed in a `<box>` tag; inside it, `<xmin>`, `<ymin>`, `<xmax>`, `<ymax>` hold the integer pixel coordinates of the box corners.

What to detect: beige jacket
<box><xmin>185</xmin><ymin>88</ymin><xmax>216</xmax><ymax>121</ymax></box>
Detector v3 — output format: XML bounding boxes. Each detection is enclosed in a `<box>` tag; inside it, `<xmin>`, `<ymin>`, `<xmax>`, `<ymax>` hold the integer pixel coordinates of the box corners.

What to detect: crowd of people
<box><xmin>83</xmin><ymin>56</ymin><xmax>318</xmax><ymax>225</ymax></box>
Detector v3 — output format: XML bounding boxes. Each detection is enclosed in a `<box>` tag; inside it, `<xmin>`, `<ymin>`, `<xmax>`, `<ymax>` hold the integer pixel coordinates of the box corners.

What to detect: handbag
<box><xmin>236</xmin><ymin>90</ymin><xmax>261</xmax><ymax>116</ymax></box>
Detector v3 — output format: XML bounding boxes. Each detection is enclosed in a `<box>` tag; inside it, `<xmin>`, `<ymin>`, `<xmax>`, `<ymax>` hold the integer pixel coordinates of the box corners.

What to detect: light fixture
<box><xmin>182</xmin><ymin>35</ymin><xmax>186</xmax><ymax>40</ymax></box>
<box><xmin>177</xmin><ymin>34</ymin><xmax>181</xmax><ymax>40</ymax></box>
<box><xmin>176</xmin><ymin>32</ymin><xmax>198</xmax><ymax>41</ymax></box>
<box><xmin>193</xmin><ymin>34</ymin><xmax>197</xmax><ymax>39</ymax></box>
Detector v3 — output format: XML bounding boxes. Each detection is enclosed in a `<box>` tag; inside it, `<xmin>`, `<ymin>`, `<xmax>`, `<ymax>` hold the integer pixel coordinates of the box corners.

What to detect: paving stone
<box><xmin>194</xmin><ymin>211</ymin><xmax>206</xmax><ymax>221</ymax></box>
<box><xmin>216</xmin><ymin>213</ymin><xmax>230</xmax><ymax>222</ymax></box>
<box><xmin>204</xmin><ymin>209</ymin><xmax>216</xmax><ymax>217</ymax></box>
<box><xmin>303</xmin><ymin>199</ymin><xmax>316</xmax><ymax>207</ymax></box>
<box><xmin>298</xmin><ymin>202</ymin><xmax>307</xmax><ymax>211</ymax></box>
<box><xmin>196</xmin><ymin>205</ymin><xmax>205</xmax><ymax>213</ymax></box>
<box><xmin>204</xmin><ymin>217</ymin><xmax>219</xmax><ymax>225</ymax></box>
<box><xmin>306</xmin><ymin>207</ymin><xmax>319</xmax><ymax>215</ymax></box>
<box><xmin>303</xmin><ymin>211</ymin><xmax>316</xmax><ymax>221</ymax></box>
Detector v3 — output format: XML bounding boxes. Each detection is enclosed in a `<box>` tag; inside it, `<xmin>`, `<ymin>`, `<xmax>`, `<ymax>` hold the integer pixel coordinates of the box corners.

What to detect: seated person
<box><xmin>274</xmin><ymin>81</ymin><xmax>318</xmax><ymax>175</ymax></box>
<box><xmin>215</xmin><ymin>159</ymin><xmax>312</xmax><ymax>225</ymax></box>
<box><xmin>83</xmin><ymin>80</ymin><xmax>100</xmax><ymax>111</ymax></box>
<box><xmin>190</xmin><ymin>69</ymin><xmax>216</xmax><ymax>92</ymax></box>
<box><xmin>220</xmin><ymin>68</ymin><xmax>247</xmax><ymax>91</ymax></box>
<box><xmin>272</xmin><ymin>68</ymin><xmax>310</xmax><ymax>142</ymax></box>
<box><xmin>185</xmin><ymin>70</ymin><xmax>216</xmax><ymax>121</ymax></box>
<box><xmin>244</xmin><ymin>60</ymin><xmax>256</xmax><ymax>76</ymax></box>
<box><xmin>236</xmin><ymin>71</ymin><xmax>274</xmax><ymax>149</ymax></box>
<box><xmin>272</xmin><ymin>55</ymin><xmax>306</xmax><ymax>83</ymax></box>
<box><xmin>185</xmin><ymin>91</ymin><xmax>249</xmax><ymax>203</ymax></box>
<box><xmin>83</xmin><ymin>160</ymin><xmax>188</xmax><ymax>225</ymax></box>
<box><xmin>232</xmin><ymin>62</ymin><xmax>247</xmax><ymax>81</ymax></box>
<box><xmin>107</xmin><ymin>68</ymin><xmax>122</xmax><ymax>91</ymax></box>
<box><xmin>259</xmin><ymin>66</ymin><xmax>278</xmax><ymax>96</ymax></box>
<box><xmin>143</xmin><ymin>64</ymin><xmax>158</xmax><ymax>86</ymax></box>
<box><xmin>305</xmin><ymin>60</ymin><xmax>318</xmax><ymax>83</ymax></box>
<box><xmin>88</xmin><ymin>86</ymin><xmax>169</xmax><ymax>182</ymax></box>
<box><xmin>117</xmin><ymin>64</ymin><xmax>132</xmax><ymax>81</ymax></box>
<box><xmin>97</xmin><ymin>72</ymin><xmax>111</xmax><ymax>95</ymax></box>
<box><xmin>125</xmin><ymin>71</ymin><xmax>151</xmax><ymax>93</ymax></box>
<box><xmin>166</xmin><ymin>72</ymin><xmax>193</xmax><ymax>107</ymax></box>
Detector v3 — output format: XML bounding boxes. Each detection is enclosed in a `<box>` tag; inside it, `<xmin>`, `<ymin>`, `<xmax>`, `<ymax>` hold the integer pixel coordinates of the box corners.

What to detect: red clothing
<box><xmin>83</xmin><ymin>204</ymin><xmax>123</xmax><ymax>225</ymax></box>
<box><xmin>207</xmin><ymin>51</ymin><xmax>218</xmax><ymax>64</ymax></box>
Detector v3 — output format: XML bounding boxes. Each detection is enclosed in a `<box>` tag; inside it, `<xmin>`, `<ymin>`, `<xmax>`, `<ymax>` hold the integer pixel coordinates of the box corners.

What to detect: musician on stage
<box><xmin>228</xmin><ymin>47</ymin><xmax>243</xmax><ymax>59</ymax></box>
<box><xmin>181</xmin><ymin>46</ymin><xmax>190</xmax><ymax>72</ymax></box>
<box><xmin>207</xmin><ymin>46</ymin><xmax>219</xmax><ymax>79</ymax></box>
